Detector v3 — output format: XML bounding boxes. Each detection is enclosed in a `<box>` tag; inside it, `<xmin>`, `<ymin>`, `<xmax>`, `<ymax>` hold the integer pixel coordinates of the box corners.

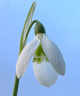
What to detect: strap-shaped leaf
<box><xmin>19</xmin><ymin>1</ymin><xmax>36</xmax><ymax>54</ymax></box>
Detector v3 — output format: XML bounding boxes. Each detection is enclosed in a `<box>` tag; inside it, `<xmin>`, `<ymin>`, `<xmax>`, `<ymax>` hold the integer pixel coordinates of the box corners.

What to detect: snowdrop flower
<box><xmin>16</xmin><ymin>22</ymin><xmax>65</xmax><ymax>87</ymax></box>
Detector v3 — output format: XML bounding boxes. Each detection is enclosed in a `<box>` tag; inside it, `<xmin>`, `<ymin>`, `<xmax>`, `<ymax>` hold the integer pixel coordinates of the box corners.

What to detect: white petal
<box><xmin>41</xmin><ymin>34</ymin><xmax>65</xmax><ymax>75</ymax></box>
<box><xmin>16</xmin><ymin>36</ymin><xmax>40</xmax><ymax>78</ymax></box>
<box><xmin>33</xmin><ymin>60</ymin><xmax>58</xmax><ymax>87</ymax></box>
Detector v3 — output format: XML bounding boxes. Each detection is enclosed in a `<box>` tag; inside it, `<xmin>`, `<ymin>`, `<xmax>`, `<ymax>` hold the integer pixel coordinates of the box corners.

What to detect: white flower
<box><xmin>16</xmin><ymin>33</ymin><xmax>65</xmax><ymax>87</ymax></box>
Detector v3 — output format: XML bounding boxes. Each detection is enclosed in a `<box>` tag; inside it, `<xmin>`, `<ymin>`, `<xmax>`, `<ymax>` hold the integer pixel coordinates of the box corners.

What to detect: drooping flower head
<box><xmin>16</xmin><ymin>21</ymin><xmax>65</xmax><ymax>87</ymax></box>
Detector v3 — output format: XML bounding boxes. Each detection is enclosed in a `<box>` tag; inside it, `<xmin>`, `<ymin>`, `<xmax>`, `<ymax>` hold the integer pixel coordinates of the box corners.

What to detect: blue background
<box><xmin>0</xmin><ymin>0</ymin><xmax>80</xmax><ymax>96</ymax></box>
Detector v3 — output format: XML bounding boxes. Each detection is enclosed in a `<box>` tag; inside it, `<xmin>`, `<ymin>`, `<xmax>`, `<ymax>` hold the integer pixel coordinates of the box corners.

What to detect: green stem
<box><xmin>12</xmin><ymin>76</ymin><xmax>19</xmax><ymax>96</ymax></box>
<box><xmin>12</xmin><ymin>20</ymin><xmax>39</xmax><ymax>96</ymax></box>
<box><xmin>19</xmin><ymin>20</ymin><xmax>39</xmax><ymax>53</ymax></box>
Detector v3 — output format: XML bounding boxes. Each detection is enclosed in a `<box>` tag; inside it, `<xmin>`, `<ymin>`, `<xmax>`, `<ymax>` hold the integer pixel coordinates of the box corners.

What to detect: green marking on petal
<box><xmin>35</xmin><ymin>44</ymin><xmax>44</xmax><ymax>56</ymax></box>
<box><xmin>32</xmin><ymin>57</ymin><xmax>42</xmax><ymax>64</ymax></box>
<box><xmin>32</xmin><ymin>44</ymin><xmax>48</xmax><ymax>63</ymax></box>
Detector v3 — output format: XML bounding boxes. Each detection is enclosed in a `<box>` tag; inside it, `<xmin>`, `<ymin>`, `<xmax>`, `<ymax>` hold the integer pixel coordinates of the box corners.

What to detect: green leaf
<box><xmin>19</xmin><ymin>1</ymin><xmax>36</xmax><ymax>54</ymax></box>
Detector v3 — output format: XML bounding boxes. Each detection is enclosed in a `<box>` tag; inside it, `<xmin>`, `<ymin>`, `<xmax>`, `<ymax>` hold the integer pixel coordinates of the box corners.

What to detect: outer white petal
<box><xmin>41</xmin><ymin>34</ymin><xmax>65</xmax><ymax>75</ymax></box>
<box><xmin>16</xmin><ymin>36</ymin><xmax>40</xmax><ymax>78</ymax></box>
<box><xmin>33</xmin><ymin>60</ymin><xmax>58</xmax><ymax>87</ymax></box>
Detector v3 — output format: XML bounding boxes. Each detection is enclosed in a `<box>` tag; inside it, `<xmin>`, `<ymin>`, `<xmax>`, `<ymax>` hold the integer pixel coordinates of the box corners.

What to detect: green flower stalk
<box><xmin>12</xmin><ymin>1</ymin><xmax>65</xmax><ymax>96</ymax></box>
<box><xmin>12</xmin><ymin>2</ymin><xmax>37</xmax><ymax>96</ymax></box>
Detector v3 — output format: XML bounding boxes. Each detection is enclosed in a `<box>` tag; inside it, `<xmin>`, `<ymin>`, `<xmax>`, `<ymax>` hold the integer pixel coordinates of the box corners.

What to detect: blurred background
<box><xmin>0</xmin><ymin>0</ymin><xmax>80</xmax><ymax>96</ymax></box>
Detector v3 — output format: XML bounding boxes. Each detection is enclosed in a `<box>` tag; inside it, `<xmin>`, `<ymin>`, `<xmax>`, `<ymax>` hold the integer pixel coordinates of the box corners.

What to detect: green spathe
<box><xmin>12</xmin><ymin>1</ymin><xmax>36</xmax><ymax>96</ymax></box>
